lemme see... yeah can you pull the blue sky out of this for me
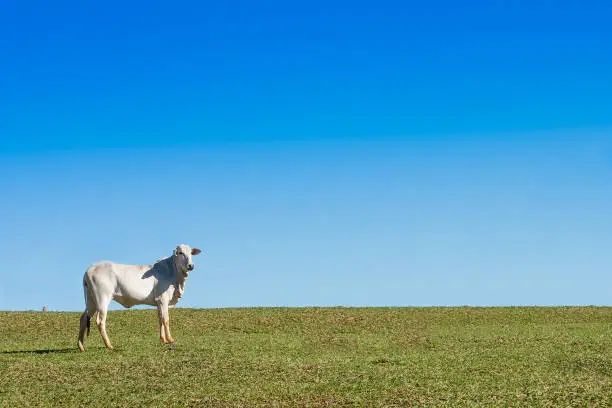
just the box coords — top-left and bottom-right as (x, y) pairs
(1, 1), (611, 310)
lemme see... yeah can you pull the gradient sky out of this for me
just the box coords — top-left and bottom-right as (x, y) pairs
(1, 1), (611, 311)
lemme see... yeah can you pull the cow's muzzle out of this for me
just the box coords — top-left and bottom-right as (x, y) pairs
(182, 264), (194, 277)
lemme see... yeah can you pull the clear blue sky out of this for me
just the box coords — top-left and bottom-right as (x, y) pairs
(1, 1), (611, 311)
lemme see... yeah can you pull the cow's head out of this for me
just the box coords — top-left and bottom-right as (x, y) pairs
(173, 244), (202, 278)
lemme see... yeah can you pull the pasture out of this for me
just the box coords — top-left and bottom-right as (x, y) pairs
(1, 307), (611, 407)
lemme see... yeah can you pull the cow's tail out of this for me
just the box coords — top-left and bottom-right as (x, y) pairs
(83, 275), (91, 336)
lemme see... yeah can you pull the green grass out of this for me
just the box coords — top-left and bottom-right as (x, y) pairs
(1, 307), (611, 407)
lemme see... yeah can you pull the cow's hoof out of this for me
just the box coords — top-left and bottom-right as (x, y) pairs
(77, 342), (85, 352)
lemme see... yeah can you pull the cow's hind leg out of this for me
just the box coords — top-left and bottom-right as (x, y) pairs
(96, 298), (114, 350)
(78, 283), (97, 351)
(77, 311), (89, 351)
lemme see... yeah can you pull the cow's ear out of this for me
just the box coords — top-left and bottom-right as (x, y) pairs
(191, 248), (202, 256)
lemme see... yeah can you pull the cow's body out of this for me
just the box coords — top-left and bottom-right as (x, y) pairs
(86, 259), (182, 308)
(77, 244), (201, 351)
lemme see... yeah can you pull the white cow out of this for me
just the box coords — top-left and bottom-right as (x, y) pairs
(77, 244), (202, 351)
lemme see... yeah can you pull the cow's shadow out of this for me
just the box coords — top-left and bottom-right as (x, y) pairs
(0, 348), (78, 355)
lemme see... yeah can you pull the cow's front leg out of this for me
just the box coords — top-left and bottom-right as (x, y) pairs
(156, 303), (167, 344)
(157, 300), (175, 344)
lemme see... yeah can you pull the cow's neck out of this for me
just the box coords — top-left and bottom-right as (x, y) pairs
(170, 256), (187, 297)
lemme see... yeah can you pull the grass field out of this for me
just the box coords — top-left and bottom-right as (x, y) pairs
(1, 307), (611, 407)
